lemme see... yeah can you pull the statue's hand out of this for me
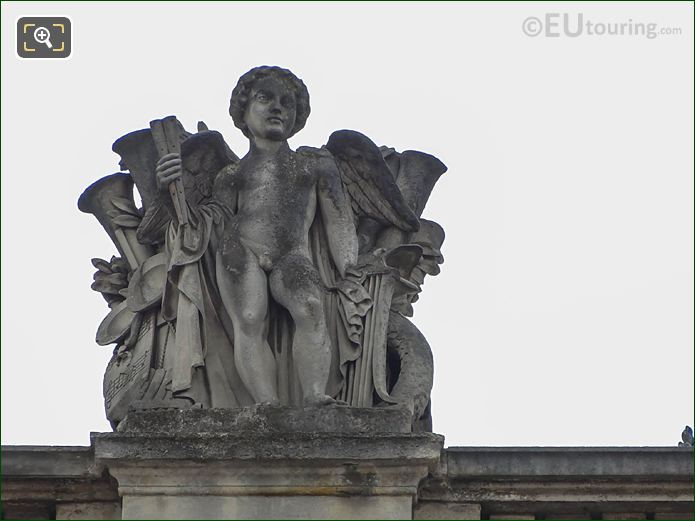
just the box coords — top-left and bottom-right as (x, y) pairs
(155, 152), (182, 193)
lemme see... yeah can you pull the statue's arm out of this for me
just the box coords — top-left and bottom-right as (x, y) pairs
(136, 153), (188, 244)
(212, 162), (240, 215)
(316, 156), (358, 278)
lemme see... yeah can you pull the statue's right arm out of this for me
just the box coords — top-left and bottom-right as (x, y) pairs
(154, 152), (182, 214)
(135, 153), (181, 244)
(212, 162), (240, 215)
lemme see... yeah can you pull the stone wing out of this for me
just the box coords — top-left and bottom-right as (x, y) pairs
(325, 130), (419, 233)
(180, 128), (239, 207)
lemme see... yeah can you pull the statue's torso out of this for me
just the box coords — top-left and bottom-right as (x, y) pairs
(228, 150), (317, 264)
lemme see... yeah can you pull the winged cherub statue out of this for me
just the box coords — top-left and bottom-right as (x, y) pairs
(80, 66), (447, 431)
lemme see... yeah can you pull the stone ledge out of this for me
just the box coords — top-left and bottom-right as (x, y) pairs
(421, 448), (694, 519)
(93, 431), (444, 467)
(3, 446), (99, 478)
(443, 446), (694, 479)
(1, 479), (119, 504)
(419, 479), (694, 503)
(117, 405), (412, 434)
(5, 443), (692, 520)
(1, 446), (119, 505)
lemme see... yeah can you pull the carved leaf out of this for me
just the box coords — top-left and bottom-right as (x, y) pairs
(91, 258), (113, 273)
(91, 279), (124, 295)
(112, 214), (141, 228)
(106, 209), (120, 219)
(110, 256), (129, 273)
(111, 196), (138, 216)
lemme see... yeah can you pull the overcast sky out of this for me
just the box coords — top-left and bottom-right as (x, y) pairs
(2, 1), (693, 447)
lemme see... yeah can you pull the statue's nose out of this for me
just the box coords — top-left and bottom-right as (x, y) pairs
(269, 98), (282, 113)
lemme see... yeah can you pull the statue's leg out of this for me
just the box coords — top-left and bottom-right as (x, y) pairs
(268, 254), (333, 405)
(215, 244), (278, 405)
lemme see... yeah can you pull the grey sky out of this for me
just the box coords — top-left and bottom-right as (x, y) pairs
(1, 1), (693, 447)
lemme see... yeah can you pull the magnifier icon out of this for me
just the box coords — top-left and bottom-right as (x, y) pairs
(33, 26), (53, 49)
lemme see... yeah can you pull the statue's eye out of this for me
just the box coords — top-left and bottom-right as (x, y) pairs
(256, 92), (270, 102)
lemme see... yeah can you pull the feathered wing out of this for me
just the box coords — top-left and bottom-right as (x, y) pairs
(180, 128), (239, 206)
(112, 123), (239, 244)
(325, 130), (419, 233)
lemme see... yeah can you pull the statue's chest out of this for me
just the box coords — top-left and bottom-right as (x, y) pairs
(241, 157), (315, 194)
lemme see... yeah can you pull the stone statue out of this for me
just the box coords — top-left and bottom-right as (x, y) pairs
(79, 66), (447, 431)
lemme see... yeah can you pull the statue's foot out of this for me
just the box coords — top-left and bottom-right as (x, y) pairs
(303, 393), (346, 406)
(257, 399), (281, 406)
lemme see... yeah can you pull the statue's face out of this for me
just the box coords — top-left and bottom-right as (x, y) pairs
(244, 77), (297, 141)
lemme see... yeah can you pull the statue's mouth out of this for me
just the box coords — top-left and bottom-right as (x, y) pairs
(267, 117), (284, 124)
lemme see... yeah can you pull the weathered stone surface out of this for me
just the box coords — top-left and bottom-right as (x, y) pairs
(56, 502), (121, 520)
(94, 430), (444, 464)
(490, 514), (536, 519)
(1, 502), (53, 520)
(3, 446), (99, 477)
(108, 460), (432, 496)
(654, 513), (695, 520)
(413, 501), (481, 519)
(1, 446), (118, 507)
(443, 447), (694, 478)
(122, 494), (411, 520)
(420, 446), (694, 520)
(4, 444), (693, 520)
(95, 424), (443, 520)
(118, 405), (412, 435)
(601, 515), (647, 520)
(1, 478), (119, 504)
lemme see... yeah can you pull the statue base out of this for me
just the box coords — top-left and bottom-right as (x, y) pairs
(93, 406), (444, 520)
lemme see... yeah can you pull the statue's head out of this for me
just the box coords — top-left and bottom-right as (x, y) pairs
(230, 66), (310, 141)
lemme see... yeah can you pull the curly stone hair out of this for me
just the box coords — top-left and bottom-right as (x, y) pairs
(229, 66), (311, 139)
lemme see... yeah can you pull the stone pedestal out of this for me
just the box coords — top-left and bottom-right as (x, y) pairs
(93, 406), (444, 520)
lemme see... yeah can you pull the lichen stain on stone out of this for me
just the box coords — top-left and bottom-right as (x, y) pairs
(341, 463), (378, 489)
